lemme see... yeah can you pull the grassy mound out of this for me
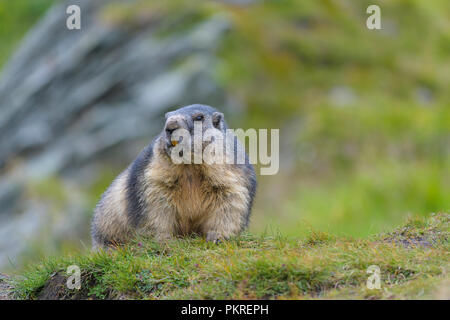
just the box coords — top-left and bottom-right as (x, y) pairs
(10, 213), (449, 300)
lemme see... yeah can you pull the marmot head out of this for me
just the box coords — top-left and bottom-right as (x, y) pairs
(162, 104), (228, 159)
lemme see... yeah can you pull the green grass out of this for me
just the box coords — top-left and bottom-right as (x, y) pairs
(258, 159), (449, 237)
(219, 0), (450, 237)
(250, 103), (449, 237)
(10, 213), (449, 300)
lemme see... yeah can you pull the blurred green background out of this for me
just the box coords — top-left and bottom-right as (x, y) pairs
(0, 0), (448, 269)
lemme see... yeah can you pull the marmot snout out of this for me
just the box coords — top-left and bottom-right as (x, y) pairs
(91, 104), (257, 249)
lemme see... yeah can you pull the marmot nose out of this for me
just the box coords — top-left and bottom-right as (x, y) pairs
(165, 119), (181, 135)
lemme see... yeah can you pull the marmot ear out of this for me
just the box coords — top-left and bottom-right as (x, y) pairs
(212, 112), (224, 129)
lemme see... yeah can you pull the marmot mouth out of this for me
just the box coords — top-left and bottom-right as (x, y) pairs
(167, 136), (183, 148)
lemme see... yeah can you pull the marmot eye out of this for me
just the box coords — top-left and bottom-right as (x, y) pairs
(194, 115), (204, 121)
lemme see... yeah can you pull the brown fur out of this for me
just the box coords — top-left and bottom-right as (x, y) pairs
(92, 137), (252, 249)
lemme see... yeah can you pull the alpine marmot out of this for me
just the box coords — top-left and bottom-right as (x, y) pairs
(91, 104), (257, 249)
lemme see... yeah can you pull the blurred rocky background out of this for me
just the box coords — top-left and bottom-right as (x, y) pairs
(0, 0), (449, 271)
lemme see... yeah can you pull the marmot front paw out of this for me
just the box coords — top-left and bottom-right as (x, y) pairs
(206, 231), (223, 244)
